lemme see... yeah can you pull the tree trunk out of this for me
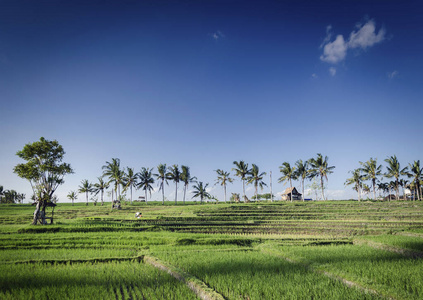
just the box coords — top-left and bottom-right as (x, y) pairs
(242, 179), (245, 201)
(86, 191), (88, 206)
(255, 184), (258, 202)
(101, 190), (104, 206)
(183, 185), (186, 205)
(358, 185), (361, 202)
(145, 189), (148, 205)
(130, 186), (133, 205)
(224, 184), (227, 203)
(175, 182), (178, 205)
(32, 201), (41, 225)
(270, 171), (273, 202)
(396, 179), (399, 200)
(290, 179), (293, 202)
(162, 182), (165, 205)
(320, 176), (325, 201)
(373, 179), (376, 201)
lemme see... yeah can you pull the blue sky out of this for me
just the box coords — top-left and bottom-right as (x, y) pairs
(1, 0), (422, 202)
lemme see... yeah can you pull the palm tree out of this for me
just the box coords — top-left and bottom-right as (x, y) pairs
(102, 158), (124, 202)
(93, 177), (109, 206)
(399, 179), (409, 200)
(78, 179), (93, 206)
(156, 163), (168, 205)
(123, 167), (138, 204)
(215, 169), (234, 203)
(377, 182), (389, 199)
(309, 154), (335, 201)
(191, 182), (211, 204)
(295, 160), (310, 201)
(232, 161), (250, 201)
(67, 191), (78, 206)
(180, 165), (197, 204)
(384, 155), (408, 200)
(407, 160), (423, 201)
(278, 162), (297, 202)
(167, 165), (181, 204)
(345, 169), (364, 201)
(137, 167), (155, 204)
(360, 158), (382, 201)
(246, 164), (267, 201)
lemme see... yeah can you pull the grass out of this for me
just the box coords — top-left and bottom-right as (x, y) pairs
(0, 200), (422, 299)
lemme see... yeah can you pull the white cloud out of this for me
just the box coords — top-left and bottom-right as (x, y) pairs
(320, 19), (386, 65)
(348, 20), (385, 49)
(212, 31), (225, 40)
(388, 70), (398, 79)
(329, 67), (336, 76)
(311, 73), (318, 79)
(320, 35), (348, 64)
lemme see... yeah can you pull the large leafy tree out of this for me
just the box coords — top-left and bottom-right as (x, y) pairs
(407, 160), (422, 201)
(345, 169), (364, 201)
(359, 158), (382, 201)
(156, 163), (168, 205)
(137, 167), (155, 204)
(14, 137), (73, 225)
(78, 179), (93, 206)
(384, 155), (408, 200)
(278, 162), (297, 202)
(67, 191), (78, 206)
(180, 165), (196, 204)
(191, 182), (211, 204)
(215, 169), (233, 203)
(232, 161), (251, 202)
(102, 158), (124, 202)
(246, 164), (267, 201)
(309, 153), (335, 201)
(93, 177), (109, 206)
(294, 159), (310, 201)
(123, 167), (138, 204)
(167, 165), (181, 204)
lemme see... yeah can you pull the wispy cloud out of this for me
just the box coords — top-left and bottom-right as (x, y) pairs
(211, 30), (225, 41)
(320, 19), (386, 65)
(388, 70), (398, 79)
(311, 73), (318, 79)
(329, 67), (336, 76)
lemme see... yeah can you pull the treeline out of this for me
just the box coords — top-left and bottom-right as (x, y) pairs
(0, 185), (25, 204)
(345, 156), (422, 201)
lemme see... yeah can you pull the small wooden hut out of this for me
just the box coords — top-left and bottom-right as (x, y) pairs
(281, 187), (302, 201)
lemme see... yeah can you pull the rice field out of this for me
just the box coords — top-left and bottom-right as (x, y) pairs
(0, 200), (422, 299)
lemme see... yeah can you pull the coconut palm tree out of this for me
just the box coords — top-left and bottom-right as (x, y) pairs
(309, 154), (335, 201)
(67, 191), (78, 206)
(93, 177), (109, 206)
(167, 165), (181, 204)
(180, 165), (197, 204)
(294, 160), (310, 201)
(215, 169), (234, 203)
(123, 167), (138, 204)
(360, 158), (382, 201)
(377, 182), (389, 199)
(102, 158), (124, 202)
(78, 179), (93, 206)
(384, 155), (408, 200)
(137, 167), (155, 204)
(232, 161), (250, 201)
(278, 162), (297, 202)
(399, 179), (409, 200)
(345, 169), (364, 201)
(191, 182), (211, 204)
(246, 164), (267, 201)
(407, 160), (423, 201)
(156, 163), (168, 205)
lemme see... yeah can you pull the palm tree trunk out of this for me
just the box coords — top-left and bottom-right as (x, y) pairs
(373, 180), (376, 201)
(101, 190), (104, 206)
(224, 184), (227, 203)
(289, 179), (293, 202)
(255, 184), (258, 202)
(396, 180), (399, 200)
(86, 191), (88, 206)
(130, 186), (133, 205)
(162, 181), (165, 205)
(242, 179), (245, 201)
(145, 189), (148, 205)
(320, 176), (325, 201)
(175, 182), (178, 205)
(270, 171), (273, 202)
(358, 185), (361, 202)
(183, 185), (186, 205)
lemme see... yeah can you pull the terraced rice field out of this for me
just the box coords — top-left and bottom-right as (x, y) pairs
(1, 200), (422, 299)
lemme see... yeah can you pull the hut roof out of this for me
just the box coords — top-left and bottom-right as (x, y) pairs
(282, 187), (301, 195)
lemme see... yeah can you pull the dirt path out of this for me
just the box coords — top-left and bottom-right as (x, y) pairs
(259, 246), (394, 300)
(144, 255), (225, 300)
(353, 239), (423, 259)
